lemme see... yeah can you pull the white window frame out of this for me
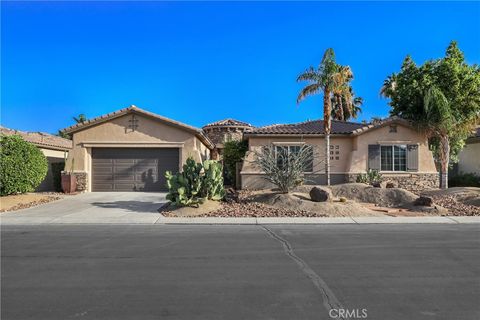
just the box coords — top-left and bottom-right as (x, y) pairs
(380, 144), (407, 172)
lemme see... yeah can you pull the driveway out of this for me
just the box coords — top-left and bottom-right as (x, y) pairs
(1, 224), (479, 320)
(0, 192), (166, 224)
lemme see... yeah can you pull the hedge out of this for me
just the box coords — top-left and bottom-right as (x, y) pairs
(0, 135), (48, 196)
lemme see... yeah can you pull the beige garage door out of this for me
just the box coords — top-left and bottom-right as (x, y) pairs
(92, 148), (179, 192)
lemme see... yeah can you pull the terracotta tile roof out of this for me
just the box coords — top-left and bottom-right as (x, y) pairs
(248, 119), (366, 135)
(246, 116), (415, 136)
(0, 126), (72, 151)
(61, 105), (214, 149)
(203, 118), (254, 129)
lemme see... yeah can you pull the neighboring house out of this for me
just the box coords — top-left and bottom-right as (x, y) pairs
(241, 117), (439, 193)
(61, 105), (213, 192)
(202, 119), (254, 159)
(456, 127), (480, 176)
(0, 126), (72, 191)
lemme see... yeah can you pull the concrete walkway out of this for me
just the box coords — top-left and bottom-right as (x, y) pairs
(1, 193), (479, 225)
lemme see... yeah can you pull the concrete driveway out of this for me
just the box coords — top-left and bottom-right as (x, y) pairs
(0, 192), (166, 225)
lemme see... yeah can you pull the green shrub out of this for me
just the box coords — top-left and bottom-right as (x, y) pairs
(222, 140), (248, 187)
(449, 173), (480, 187)
(51, 162), (65, 192)
(356, 169), (383, 185)
(165, 157), (225, 207)
(0, 135), (48, 195)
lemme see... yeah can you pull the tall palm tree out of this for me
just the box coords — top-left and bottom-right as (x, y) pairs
(297, 48), (338, 185)
(331, 85), (363, 121)
(380, 74), (397, 97)
(73, 114), (87, 124)
(331, 65), (353, 121)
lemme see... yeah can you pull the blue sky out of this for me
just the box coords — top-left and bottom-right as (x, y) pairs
(2, 1), (479, 134)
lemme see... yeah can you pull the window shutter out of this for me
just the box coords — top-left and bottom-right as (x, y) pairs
(407, 144), (419, 171)
(368, 145), (380, 170)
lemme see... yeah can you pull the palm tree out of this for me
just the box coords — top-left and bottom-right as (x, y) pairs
(297, 48), (338, 185)
(422, 86), (454, 189)
(330, 65), (353, 121)
(380, 74), (397, 97)
(332, 86), (363, 121)
(73, 114), (87, 124)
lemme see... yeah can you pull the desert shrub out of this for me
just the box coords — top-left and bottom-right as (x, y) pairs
(51, 162), (65, 192)
(222, 140), (248, 187)
(448, 173), (480, 187)
(0, 135), (48, 195)
(165, 157), (225, 207)
(356, 169), (383, 185)
(253, 144), (316, 193)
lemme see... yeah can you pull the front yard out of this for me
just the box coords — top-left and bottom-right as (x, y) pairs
(161, 184), (480, 218)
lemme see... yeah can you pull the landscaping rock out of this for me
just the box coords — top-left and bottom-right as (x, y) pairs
(309, 186), (332, 202)
(372, 182), (382, 188)
(330, 183), (417, 208)
(386, 181), (397, 189)
(414, 196), (434, 207)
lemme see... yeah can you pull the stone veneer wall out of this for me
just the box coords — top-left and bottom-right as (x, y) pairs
(347, 173), (439, 194)
(202, 128), (245, 147)
(61, 171), (88, 192)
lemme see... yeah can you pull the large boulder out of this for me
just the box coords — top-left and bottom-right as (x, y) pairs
(309, 186), (333, 202)
(414, 196), (434, 207)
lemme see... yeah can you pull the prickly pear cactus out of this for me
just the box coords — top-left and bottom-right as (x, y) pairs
(165, 157), (225, 207)
(202, 160), (226, 201)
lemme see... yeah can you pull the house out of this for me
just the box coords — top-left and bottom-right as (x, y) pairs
(61, 105), (213, 192)
(202, 119), (254, 159)
(240, 117), (439, 193)
(456, 127), (480, 176)
(0, 126), (72, 191)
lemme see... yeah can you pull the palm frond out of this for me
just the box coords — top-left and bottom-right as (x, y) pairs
(296, 83), (322, 104)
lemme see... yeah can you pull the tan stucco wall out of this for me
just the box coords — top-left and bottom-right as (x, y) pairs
(242, 136), (352, 174)
(65, 113), (210, 191)
(348, 124), (437, 173)
(458, 141), (480, 175)
(40, 148), (67, 159)
(240, 124), (437, 189)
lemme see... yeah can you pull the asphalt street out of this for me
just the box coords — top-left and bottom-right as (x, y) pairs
(1, 224), (479, 320)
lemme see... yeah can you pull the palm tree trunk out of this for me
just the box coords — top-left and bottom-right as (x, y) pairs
(439, 135), (450, 189)
(337, 94), (344, 121)
(324, 90), (331, 186)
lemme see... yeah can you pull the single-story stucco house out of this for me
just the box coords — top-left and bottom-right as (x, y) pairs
(61, 105), (213, 192)
(455, 127), (480, 176)
(60, 105), (440, 193)
(240, 117), (440, 193)
(0, 126), (72, 191)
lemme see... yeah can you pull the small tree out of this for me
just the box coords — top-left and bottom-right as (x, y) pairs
(381, 41), (480, 188)
(0, 135), (48, 195)
(253, 144), (318, 193)
(222, 140), (248, 187)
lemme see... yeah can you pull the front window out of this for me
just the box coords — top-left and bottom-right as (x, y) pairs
(380, 145), (406, 171)
(275, 145), (313, 172)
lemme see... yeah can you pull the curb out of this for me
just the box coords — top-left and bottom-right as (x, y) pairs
(155, 216), (480, 225)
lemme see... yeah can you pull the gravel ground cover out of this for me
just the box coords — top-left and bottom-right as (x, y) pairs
(0, 193), (63, 213)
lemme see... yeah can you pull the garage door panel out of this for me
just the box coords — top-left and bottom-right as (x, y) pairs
(92, 148), (179, 192)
